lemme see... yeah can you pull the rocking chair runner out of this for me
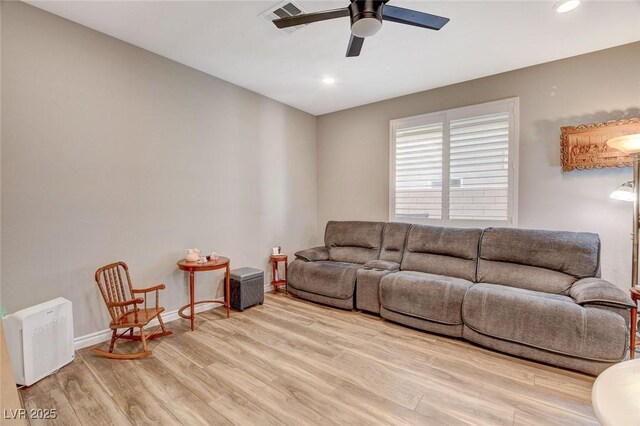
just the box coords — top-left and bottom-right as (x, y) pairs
(93, 262), (172, 359)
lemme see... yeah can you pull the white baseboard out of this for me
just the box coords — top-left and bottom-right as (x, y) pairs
(73, 285), (280, 350)
(73, 284), (280, 351)
(73, 302), (217, 350)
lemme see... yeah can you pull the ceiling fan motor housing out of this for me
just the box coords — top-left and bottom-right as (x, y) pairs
(349, 0), (385, 38)
(271, 0), (449, 57)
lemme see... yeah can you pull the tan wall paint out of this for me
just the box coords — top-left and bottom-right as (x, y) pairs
(318, 42), (640, 289)
(0, 2), (318, 337)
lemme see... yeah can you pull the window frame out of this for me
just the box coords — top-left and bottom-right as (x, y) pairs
(389, 97), (519, 227)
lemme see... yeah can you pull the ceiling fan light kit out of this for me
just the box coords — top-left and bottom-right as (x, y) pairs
(272, 0), (450, 57)
(351, 16), (382, 38)
(349, 0), (383, 38)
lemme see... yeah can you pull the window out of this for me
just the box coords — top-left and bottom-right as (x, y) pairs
(390, 98), (518, 227)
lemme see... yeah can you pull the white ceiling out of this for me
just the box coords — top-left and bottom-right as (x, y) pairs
(27, 0), (640, 116)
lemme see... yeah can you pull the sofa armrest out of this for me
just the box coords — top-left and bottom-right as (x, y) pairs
(362, 260), (400, 271)
(294, 246), (329, 262)
(570, 277), (635, 309)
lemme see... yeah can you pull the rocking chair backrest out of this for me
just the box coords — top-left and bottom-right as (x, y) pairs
(95, 262), (135, 323)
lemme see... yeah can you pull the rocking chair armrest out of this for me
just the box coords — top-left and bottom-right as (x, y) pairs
(132, 284), (166, 293)
(107, 298), (143, 308)
(132, 284), (165, 309)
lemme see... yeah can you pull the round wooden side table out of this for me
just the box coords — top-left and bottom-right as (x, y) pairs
(177, 256), (230, 331)
(270, 254), (288, 293)
(630, 287), (639, 359)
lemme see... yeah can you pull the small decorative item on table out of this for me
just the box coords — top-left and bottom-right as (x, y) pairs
(186, 248), (200, 262)
(270, 252), (288, 293)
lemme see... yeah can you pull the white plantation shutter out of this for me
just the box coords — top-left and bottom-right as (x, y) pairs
(449, 112), (510, 221)
(390, 98), (518, 226)
(394, 122), (443, 219)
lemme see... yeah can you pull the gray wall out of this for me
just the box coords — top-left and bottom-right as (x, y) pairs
(1, 2), (318, 337)
(318, 41), (640, 289)
(2, 1), (639, 341)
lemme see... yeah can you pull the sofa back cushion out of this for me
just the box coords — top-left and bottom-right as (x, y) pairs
(324, 221), (385, 264)
(379, 223), (411, 263)
(400, 225), (482, 282)
(478, 227), (601, 294)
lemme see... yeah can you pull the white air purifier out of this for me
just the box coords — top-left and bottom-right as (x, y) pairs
(2, 298), (74, 386)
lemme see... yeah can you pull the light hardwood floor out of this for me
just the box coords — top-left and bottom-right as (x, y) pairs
(21, 293), (599, 425)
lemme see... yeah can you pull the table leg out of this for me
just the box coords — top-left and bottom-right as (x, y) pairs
(272, 260), (277, 293)
(284, 260), (288, 293)
(631, 306), (637, 359)
(225, 264), (230, 318)
(189, 270), (195, 331)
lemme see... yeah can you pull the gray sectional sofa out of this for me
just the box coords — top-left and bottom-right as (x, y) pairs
(288, 221), (635, 375)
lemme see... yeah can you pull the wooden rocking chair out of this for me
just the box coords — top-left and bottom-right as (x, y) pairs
(92, 261), (172, 359)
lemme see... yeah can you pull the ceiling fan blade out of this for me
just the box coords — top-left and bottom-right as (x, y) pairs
(382, 5), (450, 30)
(273, 8), (350, 29)
(346, 34), (365, 57)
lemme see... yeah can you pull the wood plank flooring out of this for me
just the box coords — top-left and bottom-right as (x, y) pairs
(20, 293), (599, 425)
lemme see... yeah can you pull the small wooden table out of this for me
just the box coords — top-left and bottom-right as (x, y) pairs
(177, 257), (230, 331)
(630, 288), (639, 359)
(270, 254), (288, 293)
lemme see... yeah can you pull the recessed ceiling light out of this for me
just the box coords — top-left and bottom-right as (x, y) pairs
(554, 0), (580, 13)
(322, 77), (336, 85)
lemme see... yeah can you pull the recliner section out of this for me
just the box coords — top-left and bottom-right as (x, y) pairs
(379, 224), (481, 337)
(287, 221), (384, 309)
(288, 220), (635, 374)
(462, 284), (627, 362)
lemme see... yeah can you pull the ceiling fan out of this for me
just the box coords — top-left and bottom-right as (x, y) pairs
(272, 0), (450, 57)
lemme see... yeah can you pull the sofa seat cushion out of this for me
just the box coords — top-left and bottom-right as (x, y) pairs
(288, 260), (359, 300)
(462, 283), (627, 362)
(380, 271), (473, 325)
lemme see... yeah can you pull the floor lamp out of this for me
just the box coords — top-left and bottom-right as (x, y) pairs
(607, 133), (640, 290)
